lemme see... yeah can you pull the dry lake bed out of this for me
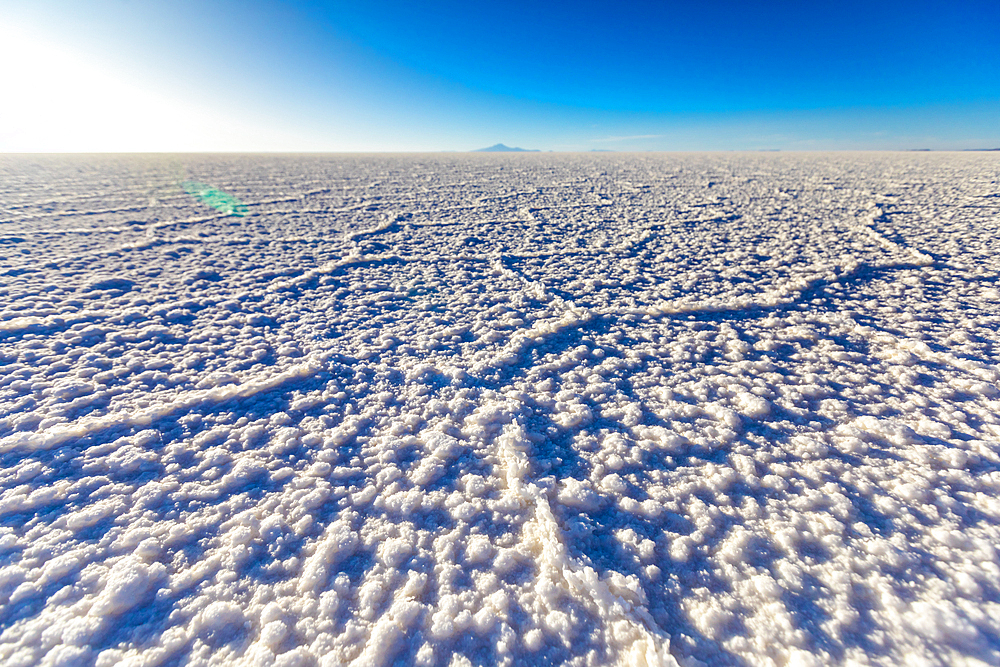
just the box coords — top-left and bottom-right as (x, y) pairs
(1, 152), (999, 667)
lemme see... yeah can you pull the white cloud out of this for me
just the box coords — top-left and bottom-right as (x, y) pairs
(591, 134), (665, 143)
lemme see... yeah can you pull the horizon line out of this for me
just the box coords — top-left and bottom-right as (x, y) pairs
(3, 148), (999, 156)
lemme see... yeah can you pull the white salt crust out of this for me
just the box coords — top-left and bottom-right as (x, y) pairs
(0, 152), (999, 666)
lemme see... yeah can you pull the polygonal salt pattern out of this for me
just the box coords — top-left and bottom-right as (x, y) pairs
(1, 152), (999, 667)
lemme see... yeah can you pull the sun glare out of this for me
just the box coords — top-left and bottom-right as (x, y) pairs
(0, 24), (283, 153)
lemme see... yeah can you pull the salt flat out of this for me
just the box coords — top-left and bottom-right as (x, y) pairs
(1, 152), (999, 667)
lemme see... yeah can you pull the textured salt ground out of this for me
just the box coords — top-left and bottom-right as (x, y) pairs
(0, 152), (999, 667)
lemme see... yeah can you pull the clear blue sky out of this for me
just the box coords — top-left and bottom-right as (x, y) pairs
(2, 0), (998, 151)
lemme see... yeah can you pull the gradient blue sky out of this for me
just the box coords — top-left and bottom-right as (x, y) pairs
(2, 0), (998, 151)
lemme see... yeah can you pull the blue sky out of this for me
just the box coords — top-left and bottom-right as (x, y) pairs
(2, 0), (998, 151)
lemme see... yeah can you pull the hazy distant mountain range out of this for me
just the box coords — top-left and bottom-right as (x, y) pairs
(472, 143), (539, 152)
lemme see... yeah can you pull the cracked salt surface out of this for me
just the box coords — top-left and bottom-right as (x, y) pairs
(1, 152), (999, 667)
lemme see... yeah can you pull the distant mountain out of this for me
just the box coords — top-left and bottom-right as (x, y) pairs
(472, 143), (539, 152)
